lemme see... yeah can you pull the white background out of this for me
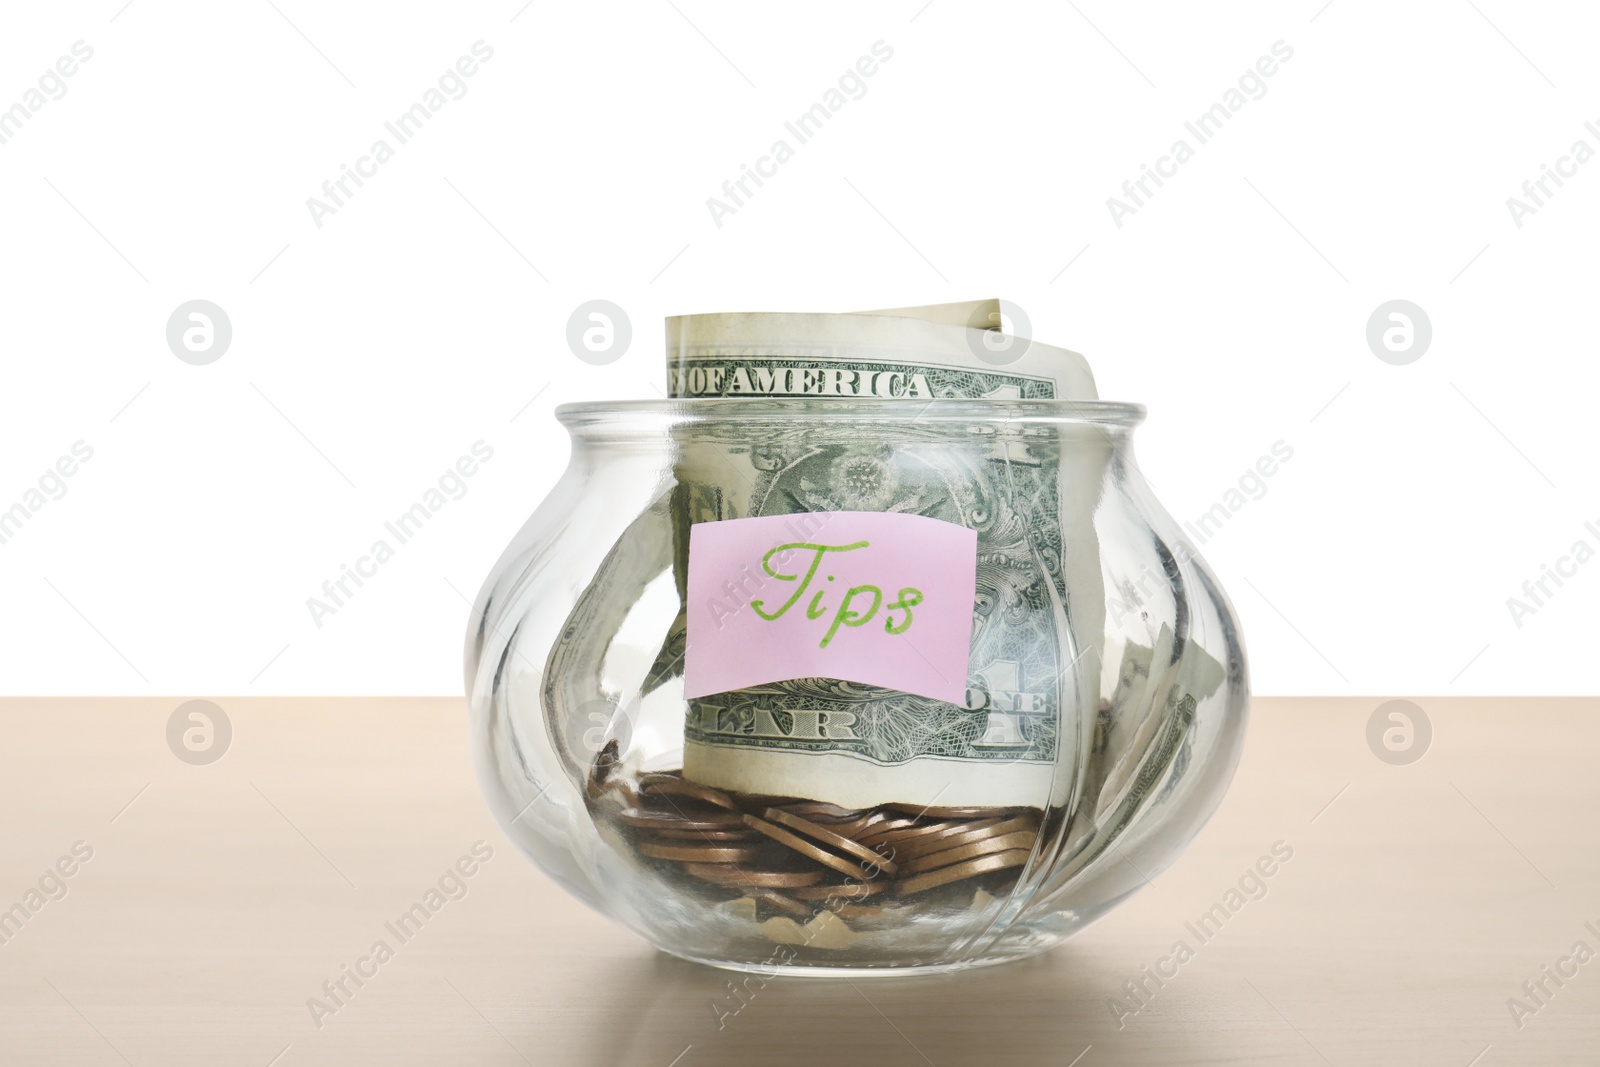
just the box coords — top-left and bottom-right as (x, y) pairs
(1, 0), (1594, 696)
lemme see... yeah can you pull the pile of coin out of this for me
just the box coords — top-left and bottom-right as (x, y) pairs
(591, 756), (1040, 920)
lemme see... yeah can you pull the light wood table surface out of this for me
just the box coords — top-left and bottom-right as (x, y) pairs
(0, 697), (1594, 1065)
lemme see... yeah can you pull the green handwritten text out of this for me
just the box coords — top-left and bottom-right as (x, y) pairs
(748, 541), (924, 648)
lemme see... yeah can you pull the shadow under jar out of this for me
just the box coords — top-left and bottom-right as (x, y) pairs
(465, 398), (1248, 976)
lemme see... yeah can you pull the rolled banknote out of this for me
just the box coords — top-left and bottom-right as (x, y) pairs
(661, 303), (1111, 810)
(665, 303), (1097, 402)
(1018, 628), (1227, 917)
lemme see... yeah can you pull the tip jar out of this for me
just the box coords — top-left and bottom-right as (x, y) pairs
(464, 398), (1248, 975)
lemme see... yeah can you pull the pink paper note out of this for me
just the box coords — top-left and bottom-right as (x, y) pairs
(683, 511), (978, 704)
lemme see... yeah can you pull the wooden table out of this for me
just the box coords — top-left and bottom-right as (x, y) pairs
(1, 697), (1593, 1065)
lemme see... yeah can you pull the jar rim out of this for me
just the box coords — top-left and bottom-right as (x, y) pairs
(555, 397), (1147, 428)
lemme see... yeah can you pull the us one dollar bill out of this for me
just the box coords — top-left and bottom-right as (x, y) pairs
(664, 302), (1098, 402)
(660, 303), (1110, 809)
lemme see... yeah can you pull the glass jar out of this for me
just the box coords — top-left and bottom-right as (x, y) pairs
(465, 399), (1247, 975)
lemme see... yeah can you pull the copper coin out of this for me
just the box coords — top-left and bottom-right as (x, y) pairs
(849, 815), (925, 843)
(855, 819), (958, 847)
(619, 807), (745, 832)
(878, 818), (1002, 858)
(814, 819), (884, 840)
(761, 808), (899, 876)
(859, 816), (951, 838)
(884, 803), (1023, 819)
(638, 841), (766, 863)
(789, 879), (887, 902)
(818, 813), (895, 839)
(891, 816), (1037, 861)
(651, 827), (759, 842)
(773, 800), (865, 823)
(680, 863), (824, 889)
(895, 849), (1033, 896)
(639, 773), (740, 812)
(896, 831), (1038, 875)
(742, 815), (877, 881)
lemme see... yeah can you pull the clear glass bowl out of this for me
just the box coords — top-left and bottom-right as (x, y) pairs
(464, 399), (1248, 975)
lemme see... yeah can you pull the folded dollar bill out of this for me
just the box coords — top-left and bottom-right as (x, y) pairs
(665, 301), (1097, 401)
(661, 302), (1110, 810)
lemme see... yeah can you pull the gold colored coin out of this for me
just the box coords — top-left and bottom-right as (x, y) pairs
(761, 807), (899, 876)
(638, 841), (766, 863)
(895, 849), (1033, 896)
(896, 831), (1038, 875)
(639, 773), (740, 812)
(742, 814), (878, 881)
(681, 863), (824, 888)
